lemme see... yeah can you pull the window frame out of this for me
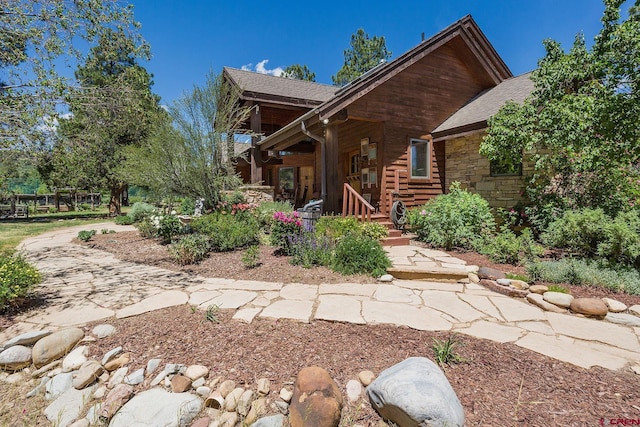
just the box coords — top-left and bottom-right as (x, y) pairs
(409, 137), (431, 180)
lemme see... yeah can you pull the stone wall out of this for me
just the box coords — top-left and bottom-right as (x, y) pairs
(444, 132), (532, 208)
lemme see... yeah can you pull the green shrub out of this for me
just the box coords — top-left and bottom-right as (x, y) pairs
(114, 215), (134, 225)
(331, 233), (391, 277)
(241, 245), (261, 268)
(136, 219), (156, 238)
(180, 198), (196, 215)
(192, 212), (260, 252)
(254, 201), (293, 229)
(77, 230), (96, 242)
(270, 211), (302, 254)
(526, 258), (640, 295)
(315, 216), (360, 241)
(360, 222), (389, 241)
(407, 182), (495, 251)
(169, 234), (211, 265)
(547, 284), (570, 293)
(77, 203), (92, 211)
(541, 208), (609, 257)
(151, 214), (184, 244)
(0, 253), (42, 310)
(288, 232), (334, 268)
(127, 202), (157, 222)
(481, 227), (543, 265)
(432, 335), (465, 367)
(597, 209), (640, 267)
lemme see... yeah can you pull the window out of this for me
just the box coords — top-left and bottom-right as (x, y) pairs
(410, 138), (430, 179)
(490, 160), (522, 177)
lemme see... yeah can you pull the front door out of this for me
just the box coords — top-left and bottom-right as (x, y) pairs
(299, 166), (314, 203)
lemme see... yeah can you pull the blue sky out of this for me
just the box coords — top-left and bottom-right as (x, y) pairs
(129, 0), (623, 106)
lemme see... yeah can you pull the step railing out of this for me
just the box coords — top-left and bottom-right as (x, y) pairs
(342, 183), (375, 221)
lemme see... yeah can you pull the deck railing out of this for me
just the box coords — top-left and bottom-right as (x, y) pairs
(342, 183), (375, 221)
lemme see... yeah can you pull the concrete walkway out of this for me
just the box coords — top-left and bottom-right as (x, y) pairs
(5, 223), (640, 372)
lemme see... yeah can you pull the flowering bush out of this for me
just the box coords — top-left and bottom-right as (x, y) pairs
(0, 253), (42, 310)
(270, 211), (302, 254)
(217, 201), (256, 218)
(288, 233), (333, 268)
(137, 211), (184, 244)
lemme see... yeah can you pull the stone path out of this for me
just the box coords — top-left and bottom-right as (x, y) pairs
(7, 223), (640, 372)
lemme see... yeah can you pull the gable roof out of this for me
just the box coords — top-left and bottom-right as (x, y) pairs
(223, 67), (337, 108)
(258, 15), (513, 151)
(432, 72), (534, 139)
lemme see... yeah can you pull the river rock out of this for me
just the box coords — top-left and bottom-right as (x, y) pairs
(100, 383), (134, 420)
(257, 378), (270, 395)
(358, 370), (376, 386)
(346, 379), (363, 402)
(171, 374), (192, 392)
(109, 388), (202, 427)
(245, 397), (268, 425)
(570, 298), (608, 318)
(219, 411), (238, 427)
(73, 360), (104, 389)
(91, 324), (116, 339)
(185, 364), (208, 381)
(279, 387), (293, 402)
(62, 346), (88, 372)
(237, 389), (255, 416)
(496, 278), (511, 287)
(108, 366), (128, 388)
(527, 293), (565, 313)
(44, 385), (94, 427)
(529, 284), (548, 294)
(629, 305), (640, 316)
(218, 379), (236, 397)
(0, 345), (32, 371)
(104, 352), (130, 371)
(225, 387), (245, 411)
(123, 368), (145, 386)
(602, 298), (627, 313)
(604, 312), (640, 327)
(366, 357), (464, 427)
(146, 358), (162, 375)
(477, 267), (505, 281)
(253, 414), (285, 427)
(290, 366), (343, 427)
(468, 272), (480, 283)
(378, 274), (394, 283)
(190, 418), (210, 427)
(479, 279), (528, 298)
(509, 279), (530, 290)
(2, 330), (51, 350)
(32, 328), (84, 368)
(45, 372), (74, 400)
(101, 346), (123, 366)
(543, 291), (574, 308)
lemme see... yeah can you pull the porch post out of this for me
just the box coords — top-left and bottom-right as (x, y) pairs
(250, 102), (263, 184)
(325, 124), (340, 213)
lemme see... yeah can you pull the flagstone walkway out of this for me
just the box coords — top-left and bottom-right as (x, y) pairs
(5, 223), (640, 372)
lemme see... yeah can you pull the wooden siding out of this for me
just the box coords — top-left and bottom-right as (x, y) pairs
(343, 44), (490, 209)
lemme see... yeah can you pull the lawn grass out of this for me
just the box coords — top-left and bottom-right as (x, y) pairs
(0, 217), (112, 254)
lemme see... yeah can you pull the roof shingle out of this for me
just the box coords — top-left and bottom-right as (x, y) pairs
(432, 72), (534, 136)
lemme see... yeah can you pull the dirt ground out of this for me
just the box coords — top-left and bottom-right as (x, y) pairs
(2, 230), (640, 426)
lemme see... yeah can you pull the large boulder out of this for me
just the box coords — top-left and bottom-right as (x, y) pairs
(32, 328), (84, 368)
(366, 357), (464, 427)
(570, 298), (608, 318)
(0, 345), (32, 371)
(108, 388), (202, 427)
(289, 366), (343, 427)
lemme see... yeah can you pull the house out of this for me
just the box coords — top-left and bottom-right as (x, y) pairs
(226, 15), (534, 215)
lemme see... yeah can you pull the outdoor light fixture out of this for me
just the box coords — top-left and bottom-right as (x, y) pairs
(322, 118), (329, 125)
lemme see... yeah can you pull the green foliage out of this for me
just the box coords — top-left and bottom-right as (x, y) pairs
(314, 216), (360, 240)
(547, 284), (570, 294)
(0, 253), (42, 310)
(124, 71), (252, 209)
(254, 201), (293, 229)
(331, 233), (391, 277)
(481, 1), (640, 219)
(77, 230), (97, 242)
(505, 272), (530, 282)
(408, 183), (496, 251)
(283, 64), (316, 81)
(431, 335), (465, 367)
(100, 229), (115, 234)
(169, 234), (211, 265)
(192, 212), (259, 252)
(482, 227), (544, 265)
(288, 233), (334, 268)
(360, 222), (389, 241)
(152, 214), (184, 244)
(180, 198), (196, 215)
(332, 28), (392, 86)
(269, 211), (303, 254)
(114, 215), (134, 225)
(241, 245), (261, 269)
(527, 258), (640, 295)
(205, 304), (220, 323)
(127, 202), (157, 223)
(541, 208), (609, 257)
(597, 209), (640, 267)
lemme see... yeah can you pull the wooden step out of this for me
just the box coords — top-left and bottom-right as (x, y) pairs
(382, 235), (411, 246)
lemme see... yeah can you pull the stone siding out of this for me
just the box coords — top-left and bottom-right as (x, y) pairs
(444, 132), (532, 208)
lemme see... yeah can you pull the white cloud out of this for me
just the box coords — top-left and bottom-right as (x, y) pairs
(241, 59), (284, 77)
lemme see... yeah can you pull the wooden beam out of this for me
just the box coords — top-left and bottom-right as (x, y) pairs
(250, 102), (262, 184)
